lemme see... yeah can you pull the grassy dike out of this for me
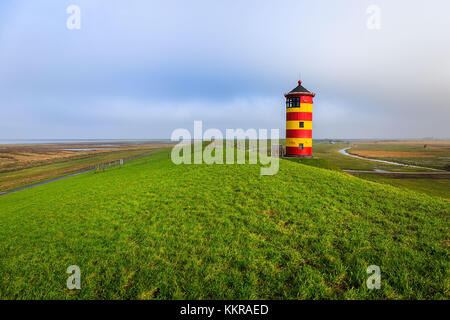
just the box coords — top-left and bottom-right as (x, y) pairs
(0, 147), (164, 192)
(0, 148), (448, 299)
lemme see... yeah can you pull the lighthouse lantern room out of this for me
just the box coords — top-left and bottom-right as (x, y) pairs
(284, 80), (315, 157)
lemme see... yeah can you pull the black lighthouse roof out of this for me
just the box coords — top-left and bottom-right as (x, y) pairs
(285, 80), (315, 97)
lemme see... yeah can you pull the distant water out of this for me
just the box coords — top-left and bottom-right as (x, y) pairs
(0, 139), (171, 145)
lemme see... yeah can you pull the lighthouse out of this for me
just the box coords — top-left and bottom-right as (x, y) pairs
(284, 80), (315, 157)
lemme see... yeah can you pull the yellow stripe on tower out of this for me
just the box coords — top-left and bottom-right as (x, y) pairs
(286, 120), (312, 130)
(286, 138), (312, 148)
(286, 103), (313, 113)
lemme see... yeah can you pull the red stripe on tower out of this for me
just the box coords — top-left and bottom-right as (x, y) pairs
(300, 96), (313, 103)
(286, 129), (312, 138)
(286, 112), (313, 121)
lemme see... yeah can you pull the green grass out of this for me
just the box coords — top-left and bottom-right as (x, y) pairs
(0, 148), (161, 192)
(284, 157), (341, 171)
(309, 143), (435, 172)
(349, 142), (450, 171)
(307, 142), (449, 201)
(0, 148), (448, 299)
(356, 175), (450, 201)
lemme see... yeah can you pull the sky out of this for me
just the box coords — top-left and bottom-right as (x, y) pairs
(0, 0), (449, 139)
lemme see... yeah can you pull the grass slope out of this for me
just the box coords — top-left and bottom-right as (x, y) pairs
(0, 149), (448, 299)
(356, 175), (450, 201)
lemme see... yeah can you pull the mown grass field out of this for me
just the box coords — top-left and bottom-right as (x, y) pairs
(0, 147), (448, 299)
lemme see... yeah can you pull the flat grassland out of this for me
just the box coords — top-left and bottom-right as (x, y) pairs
(302, 141), (450, 200)
(310, 143), (436, 172)
(349, 141), (450, 171)
(0, 142), (174, 192)
(0, 148), (448, 299)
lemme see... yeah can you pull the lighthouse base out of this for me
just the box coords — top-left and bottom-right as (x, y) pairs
(284, 146), (313, 157)
(283, 154), (313, 158)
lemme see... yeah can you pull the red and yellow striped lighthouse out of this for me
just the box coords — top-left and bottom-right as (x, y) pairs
(284, 80), (315, 157)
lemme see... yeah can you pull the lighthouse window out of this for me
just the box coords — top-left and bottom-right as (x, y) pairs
(286, 98), (300, 108)
(299, 143), (304, 150)
(299, 122), (304, 128)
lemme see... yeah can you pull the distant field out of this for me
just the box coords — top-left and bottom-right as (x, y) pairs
(0, 148), (448, 299)
(289, 141), (449, 200)
(349, 141), (450, 171)
(0, 142), (174, 192)
(303, 143), (434, 172)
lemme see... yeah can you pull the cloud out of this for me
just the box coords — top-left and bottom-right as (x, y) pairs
(0, 0), (449, 139)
